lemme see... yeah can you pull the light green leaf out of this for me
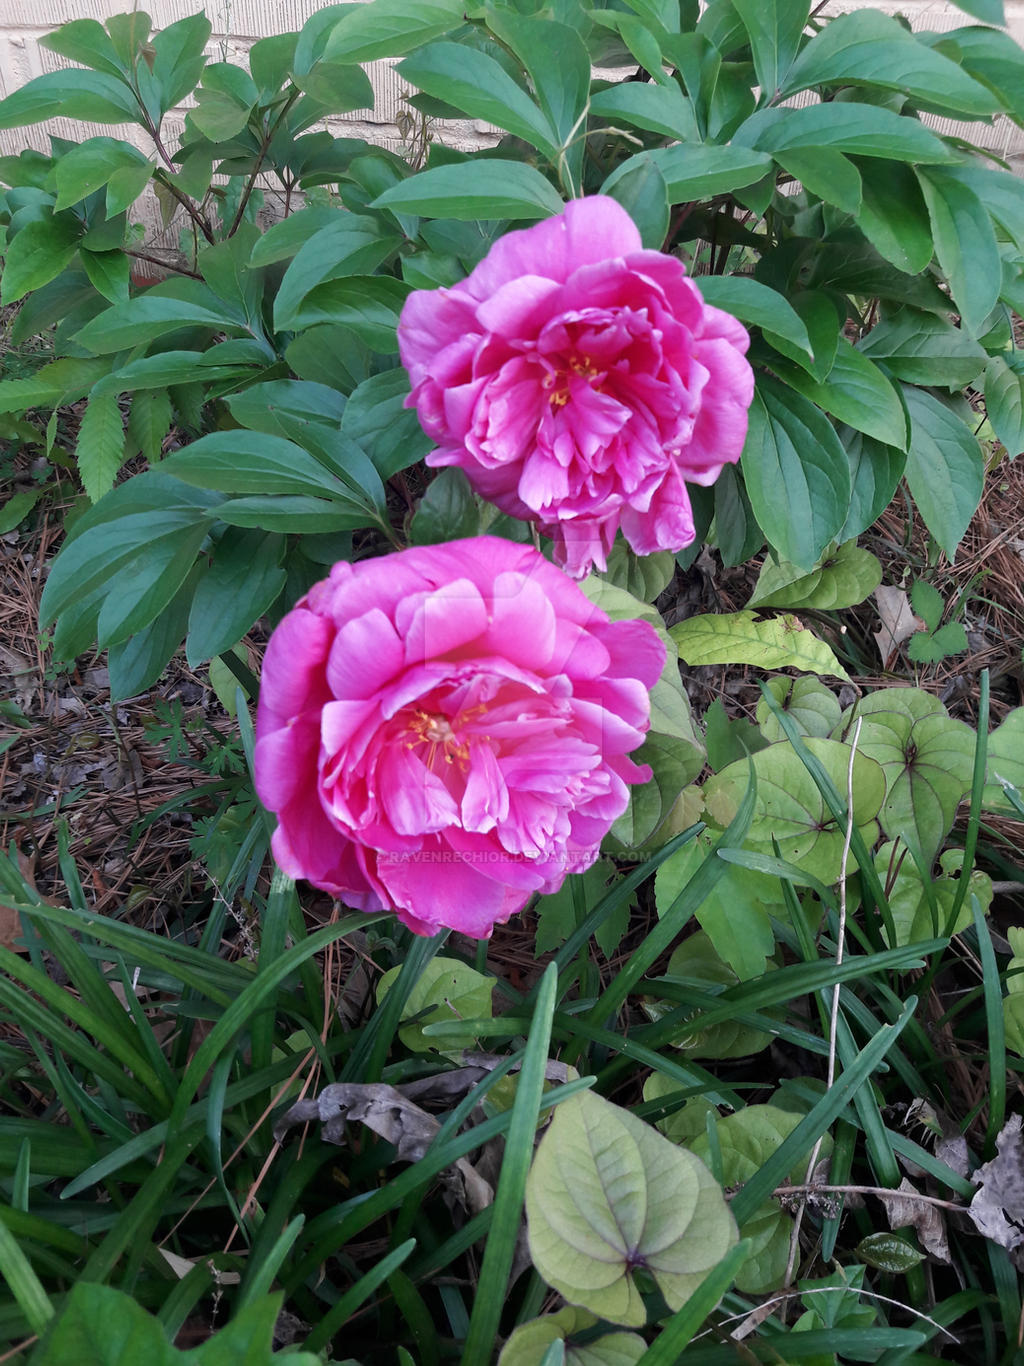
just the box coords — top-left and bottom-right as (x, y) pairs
(525, 1090), (737, 1327)
(773, 338), (908, 449)
(984, 354), (1024, 458)
(642, 1074), (719, 1145)
(916, 167), (1001, 337)
(189, 62), (258, 141)
(774, 147), (862, 216)
(272, 217), (400, 330)
(780, 10), (999, 115)
(1, 216), (82, 304)
(901, 387), (984, 561)
(835, 689), (975, 866)
(151, 11), (212, 111)
(690, 1106), (830, 1294)
(1003, 927), (1024, 1057)
(376, 957), (493, 1053)
(874, 842), (991, 945)
(76, 392), (125, 504)
(748, 540), (882, 611)
(590, 81), (697, 142)
(657, 838), (778, 982)
(702, 739), (884, 882)
(499, 1307), (645, 1366)
(80, 248), (131, 304)
(53, 137), (149, 212)
(671, 610), (850, 680)
(372, 160), (563, 221)
(757, 676), (841, 744)
(740, 382), (851, 572)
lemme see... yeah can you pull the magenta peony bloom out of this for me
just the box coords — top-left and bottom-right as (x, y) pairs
(398, 196), (754, 577)
(253, 537), (664, 938)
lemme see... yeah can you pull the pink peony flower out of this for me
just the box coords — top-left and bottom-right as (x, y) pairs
(398, 196), (754, 577)
(254, 537), (664, 938)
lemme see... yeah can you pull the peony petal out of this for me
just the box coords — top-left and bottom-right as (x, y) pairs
(398, 578), (489, 665)
(326, 607), (405, 700)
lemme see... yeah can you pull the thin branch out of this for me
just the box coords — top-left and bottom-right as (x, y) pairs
(126, 248), (202, 281)
(773, 1182), (965, 1212)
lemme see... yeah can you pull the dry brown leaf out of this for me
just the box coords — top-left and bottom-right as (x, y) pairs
(872, 585), (924, 668)
(969, 1115), (1024, 1252)
(878, 1177), (951, 1263)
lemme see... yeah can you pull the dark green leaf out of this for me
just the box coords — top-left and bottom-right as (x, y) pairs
(607, 143), (772, 202)
(151, 11), (212, 112)
(601, 154), (669, 250)
(159, 430), (355, 500)
(323, 0), (464, 64)
(74, 296), (238, 352)
(773, 338), (908, 448)
(225, 379), (347, 439)
(371, 160), (563, 221)
(272, 217), (400, 330)
(589, 81), (698, 142)
(916, 166), (1001, 337)
(488, 15), (590, 153)
(858, 309), (987, 389)
(735, 100), (954, 163)
(216, 495), (372, 532)
(775, 147), (862, 216)
(293, 58), (375, 114)
(984, 353), (1024, 457)
(0, 70), (141, 129)
(186, 529), (286, 665)
(1, 216), (82, 304)
(80, 248), (130, 304)
(108, 569), (198, 700)
(838, 427), (906, 541)
(854, 159), (933, 276)
(697, 275), (812, 360)
(714, 464), (763, 566)
(126, 388), (173, 463)
(410, 468), (479, 545)
(342, 369), (433, 479)
(763, 290), (841, 381)
(731, 0), (809, 98)
(398, 43), (559, 158)
(40, 18), (126, 78)
(780, 10), (999, 115)
(281, 274), (408, 352)
(902, 386), (984, 558)
(741, 380), (851, 570)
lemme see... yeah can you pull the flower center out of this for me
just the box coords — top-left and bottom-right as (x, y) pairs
(542, 354), (601, 408)
(403, 704), (489, 771)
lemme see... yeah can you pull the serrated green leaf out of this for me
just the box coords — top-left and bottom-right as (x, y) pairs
(909, 579), (944, 632)
(76, 392), (125, 503)
(126, 388), (172, 464)
(671, 611), (850, 681)
(748, 540), (882, 611)
(525, 1090), (737, 1327)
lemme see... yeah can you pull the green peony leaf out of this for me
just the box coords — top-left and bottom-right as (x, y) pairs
(703, 739), (885, 882)
(835, 689), (975, 866)
(748, 540), (882, 611)
(498, 1307), (646, 1366)
(901, 387), (984, 560)
(671, 610), (850, 681)
(376, 957), (493, 1054)
(984, 354), (1024, 458)
(756, 677), (841, 744)
(525, 1090), (738, 1327)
